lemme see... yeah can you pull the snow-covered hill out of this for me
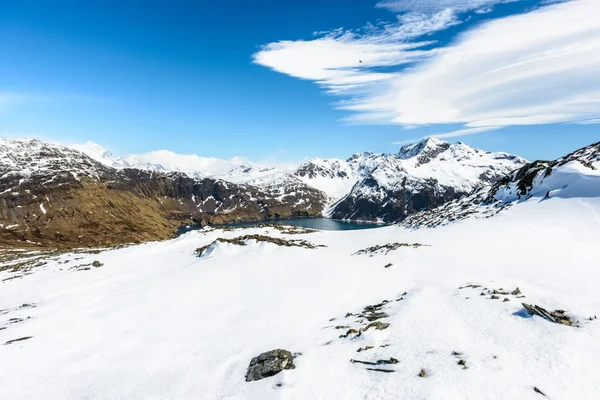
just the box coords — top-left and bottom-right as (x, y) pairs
(402, 141), (600, 229)
(1, 190), (599, 399)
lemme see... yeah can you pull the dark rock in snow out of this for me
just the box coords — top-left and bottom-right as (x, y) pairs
(522, 303), (573, 326)
(245, 349), (295, 382)
(533, 386), (547, 397)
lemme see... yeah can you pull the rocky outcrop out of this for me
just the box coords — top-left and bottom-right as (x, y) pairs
(522, 303), (573, 326)
(245, 349), (295, 382)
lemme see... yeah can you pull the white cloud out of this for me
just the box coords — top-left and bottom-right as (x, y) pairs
(376, 0), (517, 14)
(253, 10), (460, 94)
(574, 118), (600, 125)
(393, 126), (502, 144)
(131, 150), (250, 177)
(256, 0), (600, 130)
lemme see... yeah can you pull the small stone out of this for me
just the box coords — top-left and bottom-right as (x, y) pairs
(511, 287), (521, 296)
(451, 351), (462, 356)
(357, 346), (374, 353)
(364, 321), (390, 331)
(457, 359), (467, 369)
(503, 298), (510, 302)
(491, 295), (500, 300)
(92, 260), (103, 268)
(340, 328), (359, 338)
(5, 336), (33, 345)
(345, 312), (353, 318)
(384, 263), (392, 268)
(418, 369), (427, 377)
(533, 386), (547, 397)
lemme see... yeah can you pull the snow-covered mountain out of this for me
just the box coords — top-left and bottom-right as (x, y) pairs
(221, 138), (526, 222)
(330, 137), (527, 222)
(402, 140), (600, 229)
(71, 141), (167, 172)
(68, 138), (526, 224)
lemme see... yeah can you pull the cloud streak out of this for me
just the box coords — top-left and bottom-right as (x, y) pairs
(376, 0), (517, 14)
(255, 0), (600, 132)
(393, 126), (502, 144)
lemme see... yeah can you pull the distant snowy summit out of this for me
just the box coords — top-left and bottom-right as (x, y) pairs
(71, 141), (167, 173)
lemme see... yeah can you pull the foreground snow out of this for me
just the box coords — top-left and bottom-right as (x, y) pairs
(1, 197), (600, 399)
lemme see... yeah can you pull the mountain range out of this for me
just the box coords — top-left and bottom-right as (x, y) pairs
(73, 137), (528, 221)
(1, 137), (531, 247)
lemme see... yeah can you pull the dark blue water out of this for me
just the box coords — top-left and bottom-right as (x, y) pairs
(222, 218), (386, 231)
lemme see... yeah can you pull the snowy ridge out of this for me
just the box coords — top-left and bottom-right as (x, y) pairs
(71, 141), (167, 172)
(0, 139), (115, 189)
(402, 141), (600, 229)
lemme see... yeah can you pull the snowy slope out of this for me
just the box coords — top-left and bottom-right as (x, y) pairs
(402, 141), (600, 229)
(1, 195), (599, 399)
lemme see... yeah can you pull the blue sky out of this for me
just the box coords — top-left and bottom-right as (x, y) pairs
(1, 0), (598, 165)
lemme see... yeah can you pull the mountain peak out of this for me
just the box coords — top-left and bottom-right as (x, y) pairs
(397, 136), (450, 160)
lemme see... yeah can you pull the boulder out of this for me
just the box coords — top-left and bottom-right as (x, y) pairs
(245, 349), (295, 382)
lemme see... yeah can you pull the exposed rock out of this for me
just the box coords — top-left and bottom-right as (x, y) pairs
(384, 263), (393, 268)
(353, 242), (427, 256)
(418, 369), (427, 377)
(364, 321), (390, 331)
(363, 312), (389, 322)
(350, 358), (399, 366)
(245, 349), (295, 382)
(5, 336), (33, 345)
(366, 368), (395, 373)
(503, 298), (510, 302)
(340, 329), (359, 338)
(196, 235), (325, 256)
(522, 303), (573, 326)
(533, 386), (547, 397)
(511, 287), (522, 296)
(357, 346), (374, 353)
(92, 260), (103, 268)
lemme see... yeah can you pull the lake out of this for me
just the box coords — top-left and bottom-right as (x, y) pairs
(221, 218), (387, 231)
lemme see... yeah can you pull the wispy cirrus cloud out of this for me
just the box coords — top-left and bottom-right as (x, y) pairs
(253, 9), (460, 95)
(392, 126), (503, 144)
(255, 0), (600, 134)
(376, 0), (518, 14)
